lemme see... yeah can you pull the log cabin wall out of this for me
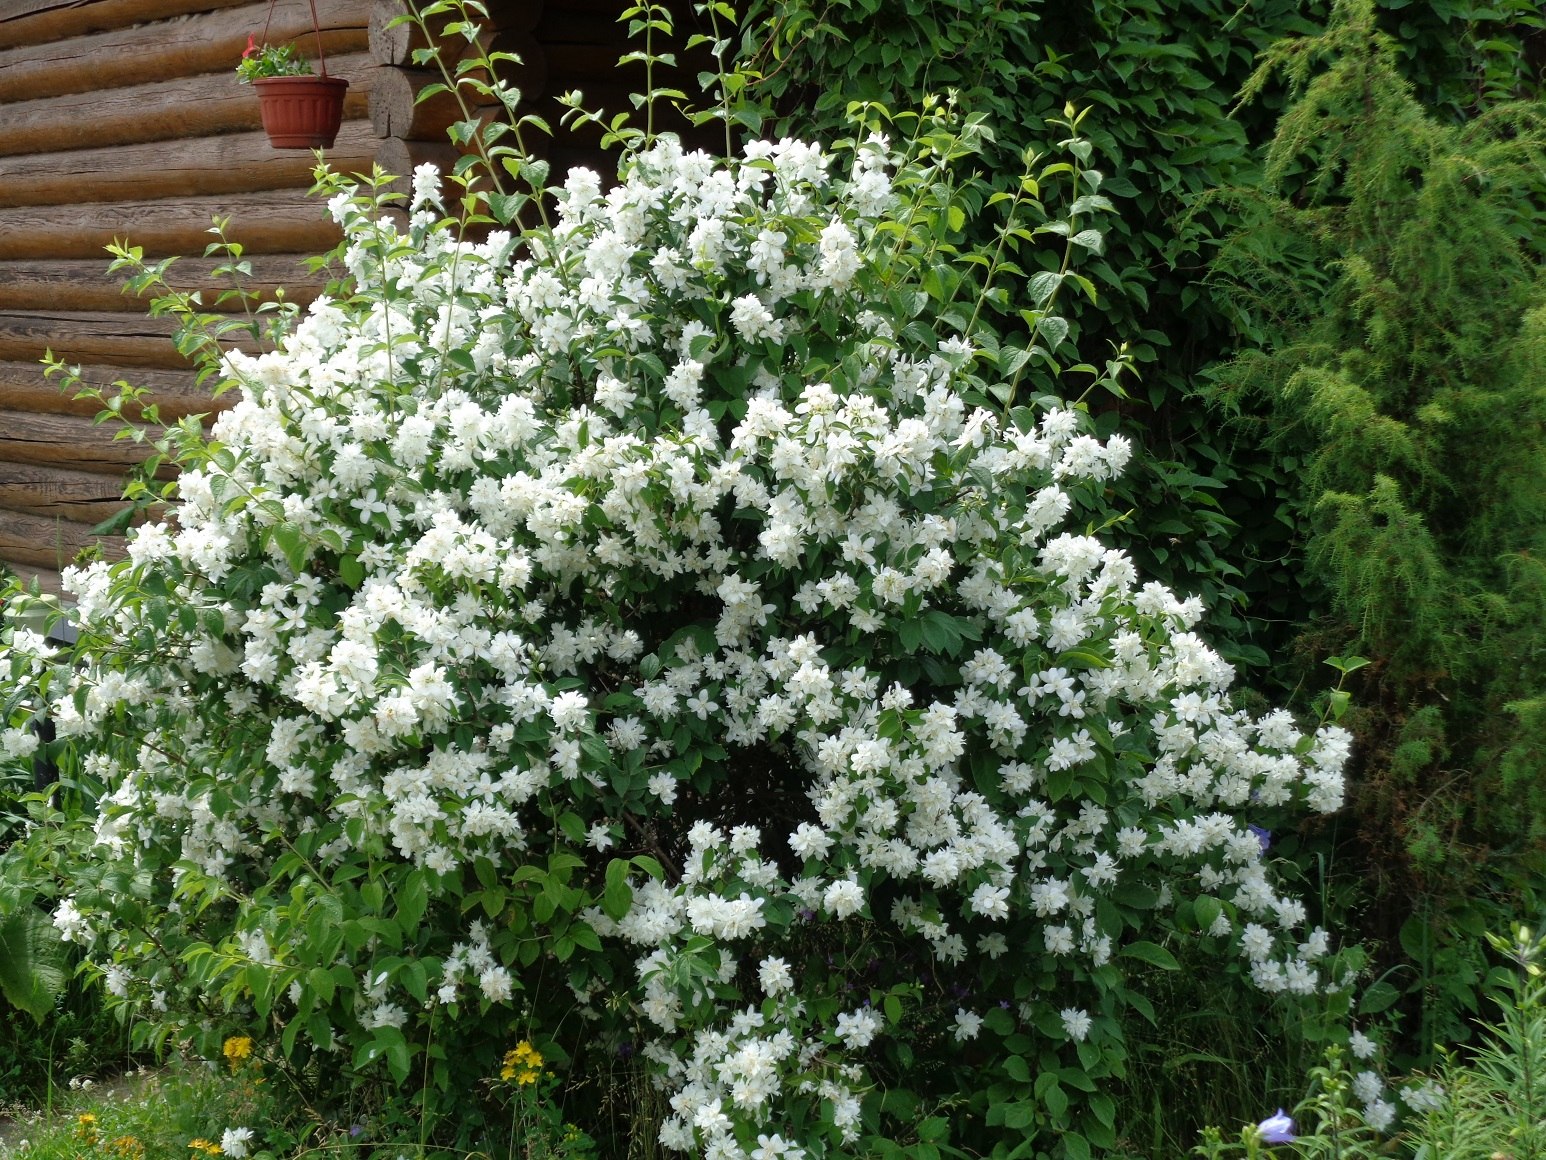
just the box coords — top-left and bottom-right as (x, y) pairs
(0, 0), (709, 597)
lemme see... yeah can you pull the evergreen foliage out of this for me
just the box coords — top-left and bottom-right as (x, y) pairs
(1207, 0), (1546, 1049)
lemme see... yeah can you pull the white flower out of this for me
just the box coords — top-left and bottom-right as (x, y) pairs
(729, 294), (783, 342)
(0, 726), (38, 760)
(103, 964), (131, 997)
(52, 897), (88, 944)
(953, 1008), (983, 1041)
(790, 823), (834, 861)
(479, 966), (513, 1002)
(758, 956), (793, 996)
(365, 1002), (407, 1030)
(220, 1128), (254, 1159)
(646, 772), (678, 804)
(1059, 1007), (1092, 1042)
(969, 882), (1010, 921)
(1363, 1098), (1396, 1132)
(823, 879), (864, 919)
(1353, 1069), (1383, 1104)
(835, 1006), (881, 1048)
(684, 688), (719, 719)
(1402, 1079), (1444, 1113)
(549, 690), (589, 731)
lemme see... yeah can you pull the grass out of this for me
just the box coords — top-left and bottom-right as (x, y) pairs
(0, 1064), (252, 1160)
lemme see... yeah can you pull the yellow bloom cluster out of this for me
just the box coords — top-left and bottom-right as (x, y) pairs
(223, 1035), (254, 1069)
(500, 1040), (545, 1086)
(76, 1113), (99, 1146)
(188, 1138), (224, 1155)
(111, 1134), (146, 1160)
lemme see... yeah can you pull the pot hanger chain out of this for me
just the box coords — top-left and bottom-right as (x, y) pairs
(260, 0), (332, 77)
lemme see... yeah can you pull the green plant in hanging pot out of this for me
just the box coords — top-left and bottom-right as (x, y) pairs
(236, 36), (311, 81)
(237, 24), (348, 149)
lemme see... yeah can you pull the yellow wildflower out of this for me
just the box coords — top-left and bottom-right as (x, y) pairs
(188, 1139), (224, 1156)
(222, 1035), (254, 1068)
(499, 1040), (545, 1086)
(112, 1134), (146, 1160)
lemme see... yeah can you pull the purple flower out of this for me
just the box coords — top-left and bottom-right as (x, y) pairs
(1256, 1109), (1295, 1144)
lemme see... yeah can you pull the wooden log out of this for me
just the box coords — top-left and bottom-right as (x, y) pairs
(0, 462), (152, 527)
(0, 191), (344, 260)
(0, 311), (269, 371)
(0, 122), (381, 210)
(369, 31), (545, 139)
(375, 136), (462, 182)
(0, 0), (249, 52)
(0, 0), (372, 103)
(0, 54), (374, 158)
(0, 361), (222, 422)
(0, 508), (125, 573)
(369, 66), (461, 140)
(0, 256), (326, 314)
(0, 408), (169, 475)
(370, 0), (430, 68)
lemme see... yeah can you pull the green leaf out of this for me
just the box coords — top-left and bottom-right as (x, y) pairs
(603, 858), (634, 921)
(1359, 979), (1401, 1015)
(307, 965), (336, 1004)
(1119, 940), (1179, 971)
(271, 522), (307, 573)
(1001, 1100), (1037, 1130)
(1193, 895), (1224, 932)
(374, 1025), (413, 1083)
(1028, 271), (1062, 306)
(1041, 1080), (1068, 1122)
(338, 554), (364, 589)
(396, 870), (428, 934)
(0, 910), (67, 1023)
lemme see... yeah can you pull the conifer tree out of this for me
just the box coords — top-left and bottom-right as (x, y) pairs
(1210, 0), (1546, 1045)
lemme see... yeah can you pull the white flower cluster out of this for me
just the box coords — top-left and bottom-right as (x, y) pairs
(1341, 1025), (1447, 1133)
(20, 127), (1352, 1157)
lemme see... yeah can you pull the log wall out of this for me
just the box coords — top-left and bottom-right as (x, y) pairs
(0, 0), (711, 596)
(0, 0), (383, 594)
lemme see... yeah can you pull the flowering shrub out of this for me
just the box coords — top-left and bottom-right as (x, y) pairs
(2, 105), (1355, 1157)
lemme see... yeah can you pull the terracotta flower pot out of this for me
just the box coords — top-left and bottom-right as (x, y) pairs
(253, 75), (349, 149)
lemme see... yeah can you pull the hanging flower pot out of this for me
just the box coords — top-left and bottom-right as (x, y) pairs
(235, 1), (350, 151)
(252, 75), (349, 149)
